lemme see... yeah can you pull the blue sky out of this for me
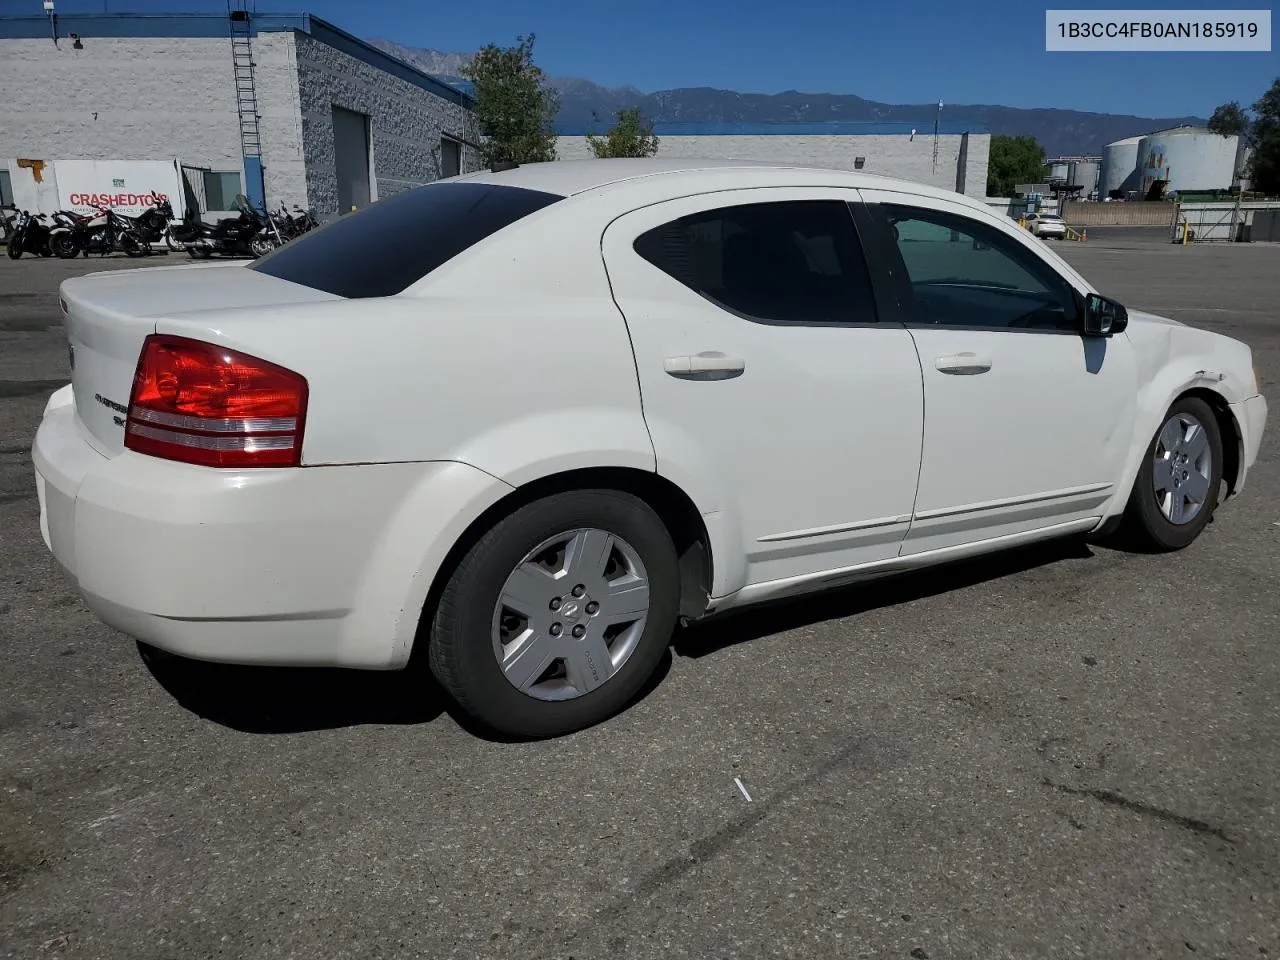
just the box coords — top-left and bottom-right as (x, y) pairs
(23, 0), (1280, 117)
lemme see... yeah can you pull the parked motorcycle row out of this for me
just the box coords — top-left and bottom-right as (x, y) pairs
(172, 195), (319, 260)
(3, 194), (319, 262)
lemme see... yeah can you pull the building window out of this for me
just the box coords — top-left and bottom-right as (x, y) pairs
(0, 170), (13, 208)
(441, 137), (462, 178)
(203, 170), (242, 211)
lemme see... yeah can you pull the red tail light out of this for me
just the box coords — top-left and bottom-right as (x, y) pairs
(124, 335), (308, 468)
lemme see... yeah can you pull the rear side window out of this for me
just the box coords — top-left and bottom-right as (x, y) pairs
(250, 182), (563, 298)
(633, 200), (878, 325)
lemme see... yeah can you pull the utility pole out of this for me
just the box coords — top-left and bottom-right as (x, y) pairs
(932, 100), (942, 173)
(1230, 135), (1245, 242)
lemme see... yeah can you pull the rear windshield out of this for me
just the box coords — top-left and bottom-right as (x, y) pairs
(250, 181), (563, 298)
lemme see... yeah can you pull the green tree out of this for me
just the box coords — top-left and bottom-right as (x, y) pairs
(1208, 100), (1249, 137)
(1208, 79), (1280, 194)
(985, 135), (1046, 197)
(461, 34), (559, 166)
(586, 107), (660, 158)
(1248, 79), (1280, 194)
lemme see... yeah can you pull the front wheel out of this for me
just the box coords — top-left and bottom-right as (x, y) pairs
(249, 236), (277, 258)
(7, 236), (21, 259)
(120, 233), (148, 257)
(1121, 396), (1224, 551)
(428, 490), (680, 738)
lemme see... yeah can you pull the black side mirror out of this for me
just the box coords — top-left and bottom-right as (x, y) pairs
(1083, 293), (1128, 337)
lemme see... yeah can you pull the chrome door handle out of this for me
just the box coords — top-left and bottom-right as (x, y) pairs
(934, 353), (992, 375)
(664, 352), (746, 380)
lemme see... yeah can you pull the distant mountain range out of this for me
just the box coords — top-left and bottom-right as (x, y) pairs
(367, 39), (1205, 157)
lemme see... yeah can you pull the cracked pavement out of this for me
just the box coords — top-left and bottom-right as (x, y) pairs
(2, 233), (1279, 959)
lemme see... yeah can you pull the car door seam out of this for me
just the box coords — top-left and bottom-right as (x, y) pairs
(598, 222), (658, 474)
(852, 197), (930, 549)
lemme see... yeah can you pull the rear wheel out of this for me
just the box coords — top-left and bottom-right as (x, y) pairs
(52, 233), (79, 259)
(1121, 396), (1223, 551)
(428, 490), (680, 738)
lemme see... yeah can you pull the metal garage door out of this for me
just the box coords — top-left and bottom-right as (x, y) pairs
(441, 137), (461, 178)
(332, 105), (371, 212)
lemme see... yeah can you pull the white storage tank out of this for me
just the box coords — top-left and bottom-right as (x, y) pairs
(1138, 127), (1239, 196)
(1101, 135), (1142, 197)
(1069, 159), (1100, 195)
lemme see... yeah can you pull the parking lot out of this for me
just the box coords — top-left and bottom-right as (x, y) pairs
(1, 231), (1278, 959)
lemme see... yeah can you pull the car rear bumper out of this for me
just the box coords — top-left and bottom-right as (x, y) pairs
(33, 389), (510, 669)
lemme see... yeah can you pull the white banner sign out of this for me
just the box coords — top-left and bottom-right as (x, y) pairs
(54, 159), (186, 219)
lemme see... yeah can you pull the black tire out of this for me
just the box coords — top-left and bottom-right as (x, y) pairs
(428, 490), (680, 738)
(121, 233), (147, 258)
(1121, 396), (1224, 552)
(52, 234), (79, 259)
(7, 236), (20, 259)
(249, 236), (277, 259)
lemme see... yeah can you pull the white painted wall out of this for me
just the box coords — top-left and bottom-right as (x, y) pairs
(0, 29), (481, 218)
(556, 132), (991, 198)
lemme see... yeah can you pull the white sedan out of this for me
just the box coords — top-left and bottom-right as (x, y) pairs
(33, 159), (1267, 737)
(1026, 212), (1068, 239)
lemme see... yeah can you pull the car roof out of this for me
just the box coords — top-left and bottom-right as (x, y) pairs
(452, 158), (995, 216)
(454, 158), (794, 194)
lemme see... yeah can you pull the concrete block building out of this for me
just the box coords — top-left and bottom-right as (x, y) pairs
(0, 10), (482, 219)
(555, 122), (991, 199)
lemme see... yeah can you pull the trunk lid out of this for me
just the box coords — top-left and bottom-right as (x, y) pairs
(61, 262), (341, 456)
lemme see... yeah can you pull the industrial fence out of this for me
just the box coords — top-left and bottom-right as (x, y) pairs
(1249, 210), (1280, 243)
(1173, 201), (1280, 243)
(1059, 200), (1178, 227)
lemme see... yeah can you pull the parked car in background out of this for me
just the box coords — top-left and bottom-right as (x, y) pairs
(33, 159), (1267, 738)
(1026, 212), (1068, 239)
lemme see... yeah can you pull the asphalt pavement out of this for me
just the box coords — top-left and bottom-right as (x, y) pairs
(2, 235), (1279, 959)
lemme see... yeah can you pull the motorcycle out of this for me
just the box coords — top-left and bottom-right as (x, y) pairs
(6, 210), (55, 259)
(171, 194), (281, 259)
(49, 206), (112, 258)
(112, 199), (177, 251)
(48, 205), (149, 259)
(0, 204), (17, 244)
(271, 203), (318, 243)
